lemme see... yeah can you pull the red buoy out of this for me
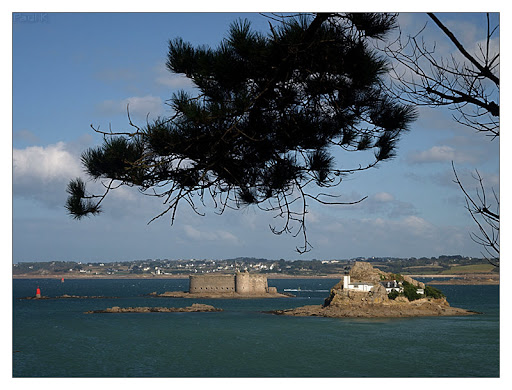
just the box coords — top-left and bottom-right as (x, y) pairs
(36, 287), (41, 298)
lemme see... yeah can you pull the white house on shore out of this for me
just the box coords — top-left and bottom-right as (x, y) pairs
(342, 270), (424, 295)
(381, 280), (402, 293)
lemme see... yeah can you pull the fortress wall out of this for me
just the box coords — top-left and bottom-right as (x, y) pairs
(189, 273), (269, 294)
(235, 273), (268, 294)
(252, 274), (268, 293)
(189, 274), (235, 293)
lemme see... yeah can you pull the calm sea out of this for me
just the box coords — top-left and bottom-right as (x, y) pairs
(12, 278), (499, 377)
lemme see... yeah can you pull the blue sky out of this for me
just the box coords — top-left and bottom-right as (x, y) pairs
(11, 11), (501, 263)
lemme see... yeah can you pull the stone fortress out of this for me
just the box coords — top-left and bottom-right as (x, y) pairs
(189, 271), (278, 295)
(149, 271), (285, 298)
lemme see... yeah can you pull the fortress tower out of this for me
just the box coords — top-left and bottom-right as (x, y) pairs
(235, 271), (268, 294)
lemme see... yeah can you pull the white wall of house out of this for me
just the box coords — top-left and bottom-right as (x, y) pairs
(343, 275), (374, 292)
(348, 283), (373, 292)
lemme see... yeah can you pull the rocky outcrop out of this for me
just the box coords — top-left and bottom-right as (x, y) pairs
(347, 261), (425, 288)
(403, 275), (425, 289)
(19, 295), (118, 300)
(85, 303), (222, 314)
(270, 262), (478, 318)
(349, 261), (384, 283)
(325, 278), (391, 307)
(268, 298), (479, 318)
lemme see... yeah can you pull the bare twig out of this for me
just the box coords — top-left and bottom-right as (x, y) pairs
(452, 162), (499, 266)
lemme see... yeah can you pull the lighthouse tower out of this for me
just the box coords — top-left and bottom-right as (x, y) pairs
(36, 287), (41, 299)
(343, 267), (351, 289)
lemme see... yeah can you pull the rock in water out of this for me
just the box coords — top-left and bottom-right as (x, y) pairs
(85, 304), (223, 314)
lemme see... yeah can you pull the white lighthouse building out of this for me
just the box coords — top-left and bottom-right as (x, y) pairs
(342, 269), (374, 292)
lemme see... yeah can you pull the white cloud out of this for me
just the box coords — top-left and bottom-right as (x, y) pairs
(13, 142), (82, 182)
(13, 129), (41, 145)
(13, 140), (158, 214)
(306, 213), (478, 258)
(327, 191), (417, 219)
(445, 19), (479, 50)
(373, 192), (394, 202)
(401, 215), (434, 236)
(482, 172), (499, 188)
(408, 145), (479, 164)
(13, 142), (83, 208)
(183, 225), (239, 245)
(218, 230), (239, 242)
(183, 225), (203, 240)
(154, 62), (196, 90)
(368, 216), (434, 238)
(183, 224), (240, 245)
(97, 95), (163, 119)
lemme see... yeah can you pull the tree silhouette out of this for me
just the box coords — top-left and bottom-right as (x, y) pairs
(452, 162), (499, 266)
(66, 13), (417, 253)
(385, 13), (499, 138)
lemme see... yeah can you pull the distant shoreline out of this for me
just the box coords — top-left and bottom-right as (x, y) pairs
(12, 273), (499, 284)
(12, 273), (343, 280)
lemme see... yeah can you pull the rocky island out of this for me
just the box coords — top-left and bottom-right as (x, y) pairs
(19, 294), (119, 300)
(85, 303), (222, 314)
(268, 262), (479, 318)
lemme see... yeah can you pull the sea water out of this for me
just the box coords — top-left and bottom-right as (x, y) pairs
(12, 278), (499, 377)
